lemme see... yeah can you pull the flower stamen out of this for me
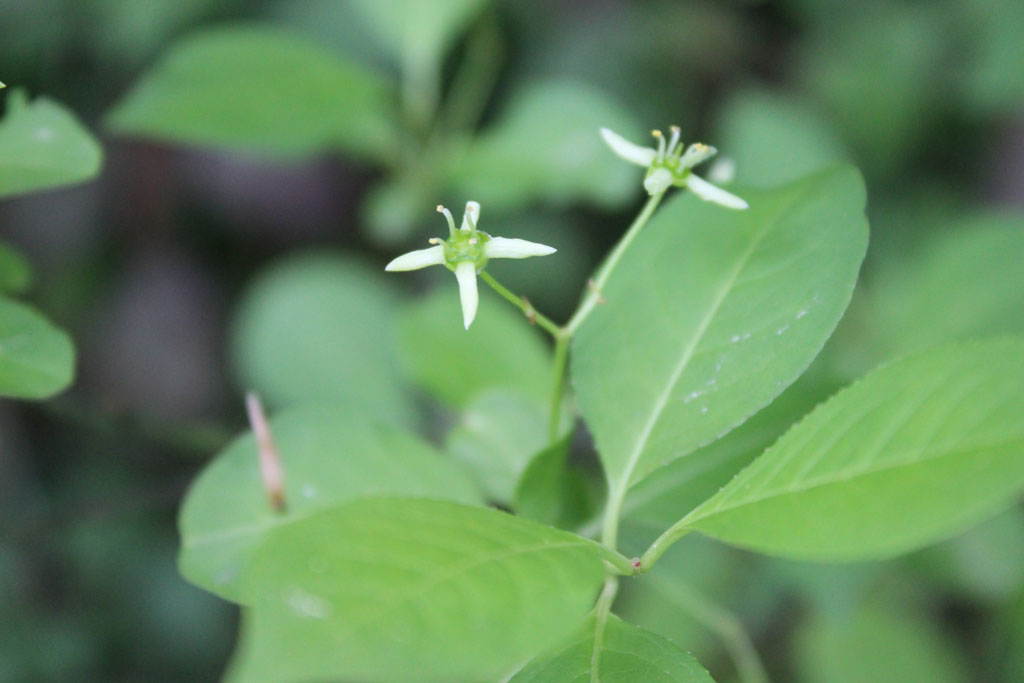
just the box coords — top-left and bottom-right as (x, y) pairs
(652, 129), (666, 162)
(437, 205), (457, 237)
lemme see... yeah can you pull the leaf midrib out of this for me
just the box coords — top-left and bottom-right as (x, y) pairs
(615, 193), (803, 489)
(681, 431), (1024, 527)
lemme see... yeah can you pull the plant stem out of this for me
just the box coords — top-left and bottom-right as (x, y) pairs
(478, 270), (561, 338)
(648, 574), (770, 683)
(564, 191), (665, 336)
(590, 576), (619, 683)
(548, 335), (570, 442)
(638, 522), (693, 570)
(440, 13), (504, 136)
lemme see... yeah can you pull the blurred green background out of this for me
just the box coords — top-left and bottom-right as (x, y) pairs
(1, 0), (1022, 681)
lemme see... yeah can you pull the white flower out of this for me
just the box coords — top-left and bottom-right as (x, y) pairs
(386, 201), (556, 329)
(600, 126), (748, 209)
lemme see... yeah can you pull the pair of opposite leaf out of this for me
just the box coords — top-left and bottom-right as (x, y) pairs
(386, 126), (747, 329)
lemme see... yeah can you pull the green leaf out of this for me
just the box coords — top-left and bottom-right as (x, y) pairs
(0, 296), (74, 399)
(515, 432), (601, 530)
(798, 6), (943, 175)
(449, 80), (641, 210)
(714, 86), (846, 187)
(396, 287), (551, 407)
(904, 507), (1024, 602)
(572, 166), (868, 492)
(623, 373), (829, 533)
(793, 606), (970, 683)
(834, 215), (1024, 378)
(677, 338), (1024, 561)
(0, 90), (102, 198)
(511, 613), (715, 682)
(230, 251), (416, 424)
(106, 25), (398, 160)
(445, 388), (548, 504)
(0, 242), (31, 294)
(178, 406), (482, 602)
(957, 0), (1024, 113)
(229, 498), (606, 682)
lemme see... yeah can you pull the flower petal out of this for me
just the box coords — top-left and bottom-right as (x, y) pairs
(685, 174), (749, 210)
(454, 261), (479, 330)
(460, 201), (481, 232)
(679, 142), (717, 169)
(484, 237), (557, 260)
(385, 245), (446, 271)
(600, 128), (657, 167)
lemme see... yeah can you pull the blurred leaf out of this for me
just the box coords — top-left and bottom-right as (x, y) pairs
(572, 167), (868, 493)
(510, 613), (714, 682)
(230, 251), (416, 424)
(905, 508), (1024, 602)
(0, 296), (74, 399)
(107, 25), (398, 160)
(179, 406), (482, 602)
(0, 242), (31, 294)
(793, 606), (970, 683)
(396, 287), (551, 408)
(998, 590), (1024, 682)
(843, 216), (1024, 377)
(229, 498), (605, 682)
(445, 388), (547, 504)
(350, 0), (486, 68)
(0, 90), (102, 198)
(615, 533), (749, 669)
(515, 432), (600, 529)
(477, 210), (597, 320)
(714, 86), (846, 187)
(798, 5), (943, 175)
(361, 171), (436, 245)
(449, 80), (640, 210)
(957, 0), (1024, 113)
(679, 338), (1024, 561)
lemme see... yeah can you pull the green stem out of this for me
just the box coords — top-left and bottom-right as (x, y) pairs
(548, 335), (570, 443)
(564, 191), (665, 336)
(648, 574), (769, 683)
(478, 270), (561, 338)
(638, 522), (693, 570)
(441, 13), (504, 135)
(590, 576), (619, 683)
(402, 48), (441, 133)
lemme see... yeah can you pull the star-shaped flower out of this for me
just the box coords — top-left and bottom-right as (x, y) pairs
(600, 125), (748, 209)
(386, 201), (556, 329)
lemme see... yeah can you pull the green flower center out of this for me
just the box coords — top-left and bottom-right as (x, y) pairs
(443, 230), (491, 270)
